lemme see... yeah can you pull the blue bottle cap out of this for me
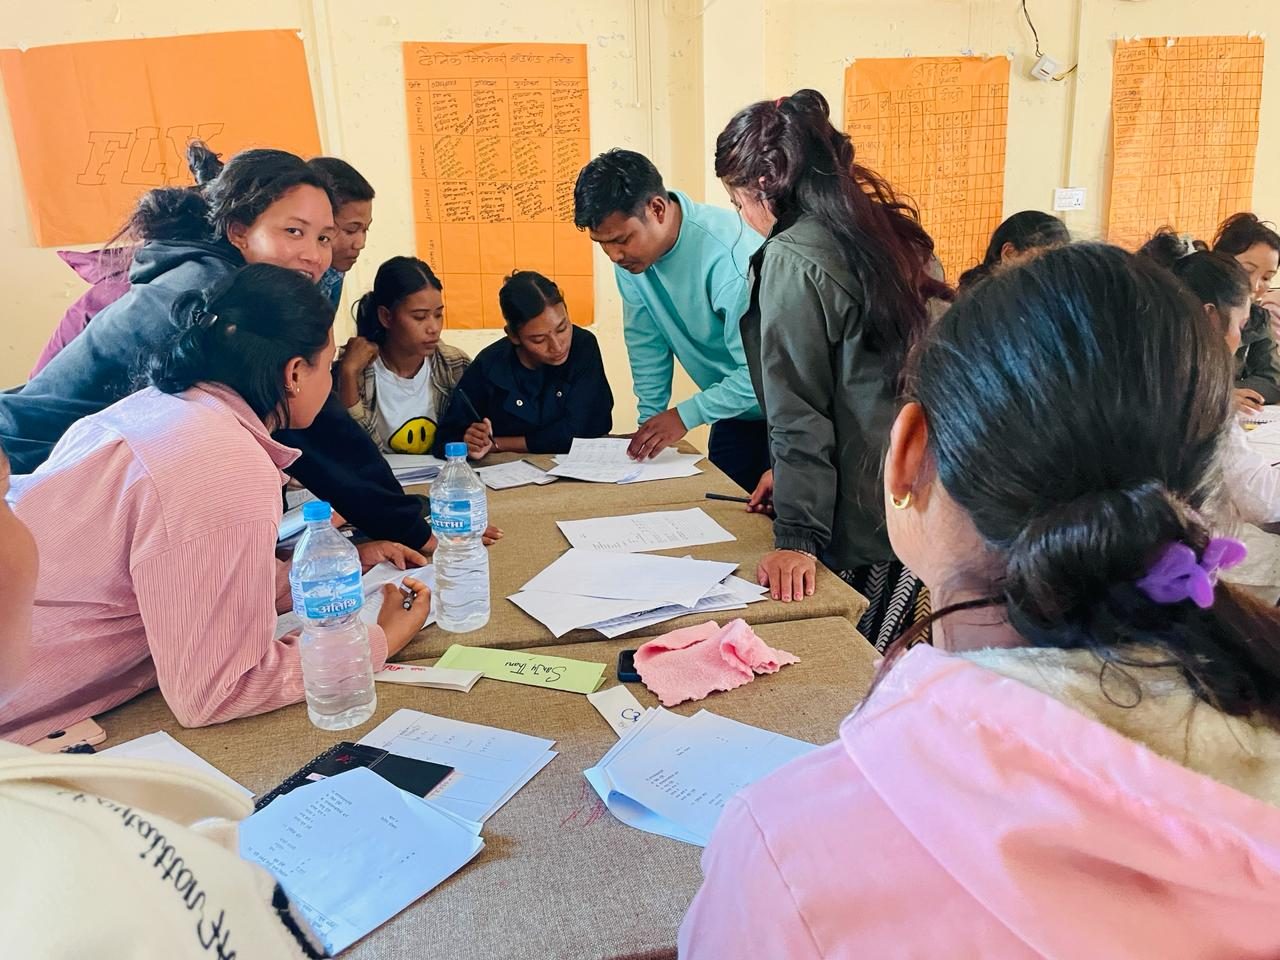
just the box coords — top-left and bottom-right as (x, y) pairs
(445, 442), (468, 459)
(302, 500), (332, 522)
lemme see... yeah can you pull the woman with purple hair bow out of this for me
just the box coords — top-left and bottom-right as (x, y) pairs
(681, 243), (1280, 959)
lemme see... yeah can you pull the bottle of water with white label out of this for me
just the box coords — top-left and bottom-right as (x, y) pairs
(289, 501), (377, 730)
(432, 442), (491, 632)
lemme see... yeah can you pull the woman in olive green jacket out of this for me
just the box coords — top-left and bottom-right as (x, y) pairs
(715, 89), (952, 651)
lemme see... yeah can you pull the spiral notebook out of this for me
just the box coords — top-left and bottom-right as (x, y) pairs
(254, 741), (455, 811)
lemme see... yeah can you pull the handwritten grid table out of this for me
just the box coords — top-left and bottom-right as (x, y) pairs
(403, 42), (593, 329)
(1108, 35), (1264, 250)
(844, 57), (1010, 283)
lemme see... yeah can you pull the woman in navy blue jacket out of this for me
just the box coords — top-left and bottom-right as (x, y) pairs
(437, 271), (613, 458)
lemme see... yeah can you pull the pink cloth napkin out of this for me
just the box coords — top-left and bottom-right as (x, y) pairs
(634, 618), (800, 707)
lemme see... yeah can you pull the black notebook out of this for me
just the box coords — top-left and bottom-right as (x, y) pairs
(254, 741), (455, 811)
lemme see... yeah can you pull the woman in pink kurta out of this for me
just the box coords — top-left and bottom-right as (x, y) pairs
(680, 242), (1280, 958)
(0, 264), (431, 745)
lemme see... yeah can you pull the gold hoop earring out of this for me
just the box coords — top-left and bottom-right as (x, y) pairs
(891, 491), (913, 510)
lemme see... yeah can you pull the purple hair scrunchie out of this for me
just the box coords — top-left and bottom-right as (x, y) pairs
(1135, 538), (1247, 609)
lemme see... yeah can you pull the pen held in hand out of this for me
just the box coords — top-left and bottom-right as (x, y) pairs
(705, 492), (751, 504)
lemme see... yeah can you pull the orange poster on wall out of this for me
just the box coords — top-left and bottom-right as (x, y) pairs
(0, 30), (322, 247)
(403, 42), (593, 330)
(1108, 36), (1263, 250)
(844, 57), (1009, 283)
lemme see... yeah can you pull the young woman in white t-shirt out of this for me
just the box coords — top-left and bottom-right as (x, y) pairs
(338, 256), (470, 454)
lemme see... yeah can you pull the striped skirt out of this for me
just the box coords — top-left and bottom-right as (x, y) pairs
(838, 561), (930, 653)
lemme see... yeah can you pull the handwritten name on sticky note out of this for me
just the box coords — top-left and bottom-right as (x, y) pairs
(435, 645), (606, 695)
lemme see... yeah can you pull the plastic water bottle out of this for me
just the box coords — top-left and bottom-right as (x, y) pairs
(290, 501), (377, 730)
(432, 442), (491, 632)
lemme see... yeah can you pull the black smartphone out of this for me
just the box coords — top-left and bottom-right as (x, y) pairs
(617, 649), (640, 683)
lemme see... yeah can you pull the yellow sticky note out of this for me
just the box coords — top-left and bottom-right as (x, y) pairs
(435, 645), (606, 695)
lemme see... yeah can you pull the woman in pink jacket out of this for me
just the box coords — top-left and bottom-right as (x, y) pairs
(680, 243), (1280, 959)
(0, 264), (431, 744)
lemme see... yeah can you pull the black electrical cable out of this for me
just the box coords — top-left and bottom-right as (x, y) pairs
(1022, 0), (1043, 58)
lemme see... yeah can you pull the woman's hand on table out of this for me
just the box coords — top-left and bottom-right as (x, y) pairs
(757, 548), (816, 602)
(1235, 387), (1266, 415)
(376, 575), (431, 655)
(747, 469), (775, 516)
(357, 540), (430, 572)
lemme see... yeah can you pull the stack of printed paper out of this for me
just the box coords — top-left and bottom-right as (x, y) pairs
(508, 548), (767, 638)
(275, 562), (436, 640)
(240, 766), (484, 954)
(583, 708), (815, 845)
(546, 437), (703, 484)
(384, 453), (445, 485)
(358, 708), (557, 823)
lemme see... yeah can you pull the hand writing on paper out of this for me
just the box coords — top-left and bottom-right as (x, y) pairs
(757, 549), (816, 603)
(464, 419), (495, 460)
(1235, 388), (1266, 415)
(627, 408), (689, 460)
(357, 540), (430, 572)
(747, 469), (775, 516)
(377, 576), (431, 655)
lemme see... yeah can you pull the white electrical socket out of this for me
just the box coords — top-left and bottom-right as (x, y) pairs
(1053, 187), (1086, 211)
(1030, 54), (1060, 81)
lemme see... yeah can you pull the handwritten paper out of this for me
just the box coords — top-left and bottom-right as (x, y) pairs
(547, 438), (703, 484)
(476, 459), (558, 489)
(584, 709), (815, 846)
(240, 767), (484, 955)
(359, 708), (557, 822)
(1108, 36), (1263, 249)
(557, 507), (735, 553)
(372, 663), (482, 692)
(844, 57), (1009, 281)
(0, 31), (321, 246)
(436, 644), (606, 694)
(403, 42), (593, 330)
(98, 731), (251, 798)
(587, 684), (646, 737)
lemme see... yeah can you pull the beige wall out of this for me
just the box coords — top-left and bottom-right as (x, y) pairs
(4, 0), (1280, 425)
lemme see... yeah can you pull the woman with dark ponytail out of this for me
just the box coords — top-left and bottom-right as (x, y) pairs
(338, 256), (470, 454)
(682, 243), (1280, 958)
(30, 140), (225, 376)
(2, 146), (434, 551)
(715, 88), (951, 647)
(955, 209), (1069, 291)
(0, 265), (431, 743)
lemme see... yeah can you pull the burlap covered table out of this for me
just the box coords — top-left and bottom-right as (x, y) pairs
(96, 617), (879, 960)
(399, 451), (869, 658)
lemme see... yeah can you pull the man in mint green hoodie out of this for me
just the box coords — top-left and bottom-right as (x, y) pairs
(573, 150), (767, 492)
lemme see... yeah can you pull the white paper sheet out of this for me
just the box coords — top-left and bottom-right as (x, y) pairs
(584, 709), (815, 846)
(276, 563), (436, 640)
(98, 731), (252, 798)
(372, 663), (482, 692)
(617, 454), (704, 484)
(586, 684), (646, 737)
(383, 454), (445, 484)
(240, 767), (483, 955)
(520, 549), (738, 609)
(545, 461), (643, 483)
(546, 438), (703, 484)
(556, 507), (735, 553)
(358, 708), (557, 822)
(508, 590), (664, 638)
(476, 459), (558, 490)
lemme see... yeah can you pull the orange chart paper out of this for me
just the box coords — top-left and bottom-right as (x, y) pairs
(1108, 36), (1263, 250)
(0, 30), (321, 247)
(403, 42), (593, 330)
(844, 57), (1009, 283)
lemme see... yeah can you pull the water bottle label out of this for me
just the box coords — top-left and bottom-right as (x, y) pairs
(293, 569), (364, 619)
(431, 497), (488, 536)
